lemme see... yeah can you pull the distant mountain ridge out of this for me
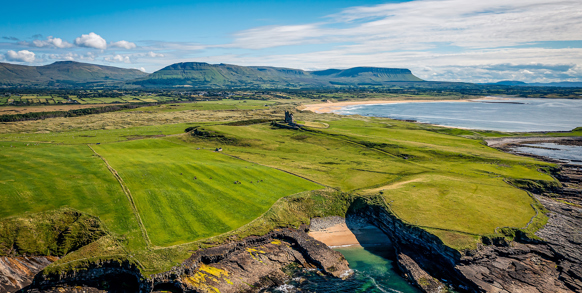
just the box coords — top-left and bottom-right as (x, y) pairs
(489, 80), (582, 88)
(135, 62), (423, 88)
(0, 61), (147, 86)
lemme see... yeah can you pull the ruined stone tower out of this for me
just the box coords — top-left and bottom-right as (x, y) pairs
(284, 111), (294, 124)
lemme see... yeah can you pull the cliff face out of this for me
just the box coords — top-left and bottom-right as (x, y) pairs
(349, 160), (582, 293)
(24, 228), (350, 293)
(0, 256), (58, 292)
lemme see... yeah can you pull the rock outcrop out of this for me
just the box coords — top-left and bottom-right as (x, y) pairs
(23, 228), (350, 293)
(354, 193), (582, 293)
(0, 256), (58, 293)
(151, 228), (351, 292)
(397, 252), (447, 293)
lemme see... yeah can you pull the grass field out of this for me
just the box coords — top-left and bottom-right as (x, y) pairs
(124, 99), (276, 113)
(0, 104), (115, 115)
(175, 116), (554, 248)
(0, 97), (572, 273)
(0, 142), (145, 249)
(92, 139), (321, 246)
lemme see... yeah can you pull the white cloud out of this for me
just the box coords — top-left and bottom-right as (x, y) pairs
(47, 52), (78, 61)
(225, 0), (582, 51)
(5, 50), (36, 62)
(110, 40), (137, 49)
(138, 67), (146, 72)
(147, 51), (164, 58)
(203, 0), (581, 82)
(75, 32), (107, 49)
(81, 52), (98, 61)
(104, 54), (131, 63)
(32, 36), (74, 48)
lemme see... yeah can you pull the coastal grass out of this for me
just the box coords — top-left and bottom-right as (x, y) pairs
(0, 99), (291, 136)
(174, 116), (555, 248)
(123, 99), (276, 113)
(171, 124), (426, 191)
(0, 142), (145, 250)
(92, 139), (322, 247)
(0, 99), (572, 273)
(380, 173), (536, 235)
(45, 189), (354, 275)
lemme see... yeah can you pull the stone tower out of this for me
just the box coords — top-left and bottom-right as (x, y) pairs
(284, 111), (294, 124)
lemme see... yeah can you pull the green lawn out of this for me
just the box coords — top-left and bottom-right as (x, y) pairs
(381, 173), (535, 235)
(0, 141), (145, 249)
(92, 139), (322, 246)
(0, 122), (205, 144)
(177, 117), (555, 248)
(0, 107), (566, 272)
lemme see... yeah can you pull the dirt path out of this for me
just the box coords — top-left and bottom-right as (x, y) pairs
(363, 178), (426, 194)
(87, 144), (152, 247)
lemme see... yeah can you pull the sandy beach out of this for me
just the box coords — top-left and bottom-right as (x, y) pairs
(308, 217), (392, 247)
(301, 97), (503, 114)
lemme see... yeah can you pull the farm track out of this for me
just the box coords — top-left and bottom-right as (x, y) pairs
(87, 144), (152, 247)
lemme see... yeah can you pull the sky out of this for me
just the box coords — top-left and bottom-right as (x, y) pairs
(1, 0), (581, 83)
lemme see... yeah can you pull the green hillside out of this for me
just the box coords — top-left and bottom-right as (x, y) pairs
(92, 139), (321, 246)
(0, 61), (147, 86)
(136, 62), (423, 88)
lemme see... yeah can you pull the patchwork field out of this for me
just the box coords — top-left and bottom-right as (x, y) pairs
(0, 104), (115, 115)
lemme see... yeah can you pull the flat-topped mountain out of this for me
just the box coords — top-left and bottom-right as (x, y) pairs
(135, 62), (423, 88)
(0, 61), (147, 86)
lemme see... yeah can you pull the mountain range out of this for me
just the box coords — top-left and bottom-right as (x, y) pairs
(0, 61), (422, 88)
(133, 62), (423, 88)
(2, 61), (581, 89)
(0, 61), (147, 87)
(489, 81), (582, 88)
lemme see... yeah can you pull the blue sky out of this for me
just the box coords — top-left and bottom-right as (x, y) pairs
(1, 0), (581, 83)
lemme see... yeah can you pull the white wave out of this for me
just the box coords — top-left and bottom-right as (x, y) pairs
(274, 284), (296, 293)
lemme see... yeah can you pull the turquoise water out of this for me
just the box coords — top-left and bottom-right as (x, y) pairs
(266, 246), (421, 293)
(337, 98), (582, 132)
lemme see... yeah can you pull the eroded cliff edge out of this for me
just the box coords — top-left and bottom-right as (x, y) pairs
(10, 138), (582, 293)
(22, 228), (350, 293)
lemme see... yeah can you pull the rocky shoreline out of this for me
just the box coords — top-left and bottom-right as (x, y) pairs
(7, 137), (582, 293)
(0, 257), (58, 292)
(20, 228), (350, 293)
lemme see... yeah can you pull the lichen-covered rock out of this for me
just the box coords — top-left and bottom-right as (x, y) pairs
(153, 228), (351, 293)
(23, 228), (350, 293)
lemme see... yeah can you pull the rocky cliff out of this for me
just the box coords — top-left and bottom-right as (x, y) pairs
(0, 256), (58, 292)
(23, 228), (350, 293)
(352, 190), (582, 293)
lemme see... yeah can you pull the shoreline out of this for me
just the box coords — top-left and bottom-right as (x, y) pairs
(308, 216), (392, 248)
(301, 96), (504, 114)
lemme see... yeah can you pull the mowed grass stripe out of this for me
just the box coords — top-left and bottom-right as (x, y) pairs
(0, 142), (145, 249)
(183, 120), (551, 247)
(88, 145), (152, 247)
(93, 139), (322, 247)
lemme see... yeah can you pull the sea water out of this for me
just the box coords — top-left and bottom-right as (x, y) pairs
(337, 98), (582, 132)
(513, 143), (582, 165)
(265, 246), (421, 293)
